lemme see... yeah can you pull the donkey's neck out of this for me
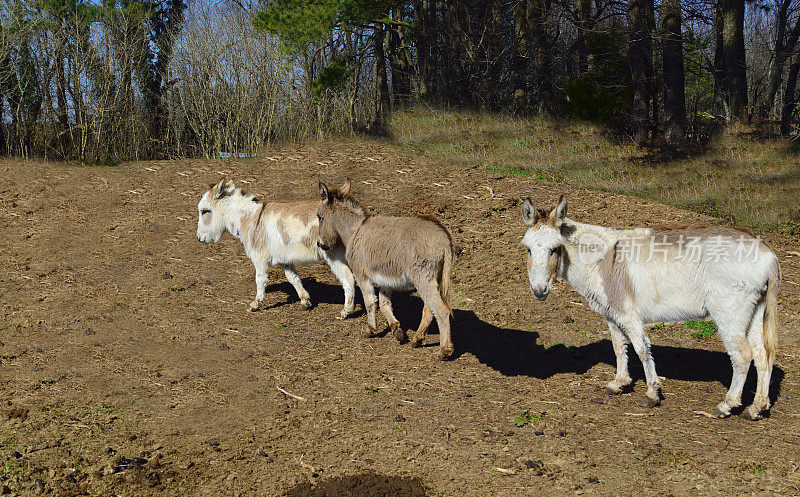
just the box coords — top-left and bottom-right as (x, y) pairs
(559, 220), (620, 298)
(334, 206), (367, 248)
(224, 194), (261, 242)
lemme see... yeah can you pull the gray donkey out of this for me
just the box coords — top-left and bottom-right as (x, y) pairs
(316, 180), (456, 360)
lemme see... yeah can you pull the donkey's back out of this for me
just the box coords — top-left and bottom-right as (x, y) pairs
(348, 215), (453, 289)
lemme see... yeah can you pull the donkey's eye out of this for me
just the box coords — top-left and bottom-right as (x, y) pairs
(549, 247), (558, 255)
(201, 209), (211, 215)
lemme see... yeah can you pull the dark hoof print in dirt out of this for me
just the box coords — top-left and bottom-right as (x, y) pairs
(285, 472), (428, 497)
(639, 397), (660, 408)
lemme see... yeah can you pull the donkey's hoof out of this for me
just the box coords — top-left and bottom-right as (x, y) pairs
(436, 347), (455, 361)
(299, 299), (312, 310)
(390, 323), (408, 344)
(639, 396), (660, 408)
(742, 407), (763, 421)
(337, 309), (352, 320)
(606, 386), (622, 396)
(362, 326), (378, 338)
(713, 408), (730, 419)
(248, 301), (261, 312)
(410, 338), (424, 348)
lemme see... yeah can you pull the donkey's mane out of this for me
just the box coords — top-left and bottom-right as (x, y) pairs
(209, 180), (260, 204)
(331, 190), (368, 217)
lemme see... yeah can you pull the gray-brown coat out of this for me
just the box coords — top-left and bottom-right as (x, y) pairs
(316, 180), (456, 360)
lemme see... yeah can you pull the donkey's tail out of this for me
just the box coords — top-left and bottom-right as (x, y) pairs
(763, 258), (781, 366)
(440, 244), (454, 318)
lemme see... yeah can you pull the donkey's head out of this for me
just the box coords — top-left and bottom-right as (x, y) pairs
(521, 195), (568, 301)
(196, 178), (236, 243)
(316, 179), (356, 251)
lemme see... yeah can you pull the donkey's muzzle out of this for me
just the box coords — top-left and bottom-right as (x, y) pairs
(532, 286), (549, 301)
(317, 241), (330, 251)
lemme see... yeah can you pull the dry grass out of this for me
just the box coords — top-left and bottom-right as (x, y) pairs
(390, 108), (800, 234)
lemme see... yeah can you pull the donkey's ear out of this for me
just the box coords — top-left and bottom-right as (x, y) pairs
(213, 178), (228, 199)
(319, 182), (332, 205)
(552, 195), (567, 227)
(339, 178), (352, 196)
(522, 198), (536, 225)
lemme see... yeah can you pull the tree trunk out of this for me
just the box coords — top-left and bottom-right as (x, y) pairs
(628, 0), (654, 144)
(370, 22), (390, 134)
(781, 57), (800, 136)
(55, 33), (71, 156)
(415, 0), (433, 100)
(513, 0), (529, 113)
(575, 0), (592, 73)
(388, 21), (412, 108)
(662, 0), (686, 143)
(721, 0), (747, 122)
(530, 0), (554, 116)
(712, 4), (727, 117)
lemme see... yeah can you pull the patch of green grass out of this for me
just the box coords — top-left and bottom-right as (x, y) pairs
(391, 108), (800, 232)
(685, 320), (717, 341)
(649, 323), (666, 333)
(545, 343), (582, 358)
(513, 410), (541, 427)
(779, 219), (800, 239)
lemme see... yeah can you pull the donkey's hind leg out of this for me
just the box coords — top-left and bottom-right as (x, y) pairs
(281, 264), (311, 309)
(712, 309), (753, 418)
(416, 281), (453, 361)
(744, 301), (771, 421)
(379, 290), (407, 344)
(411, 305), (434, 349)
(606, 322), (633, 395)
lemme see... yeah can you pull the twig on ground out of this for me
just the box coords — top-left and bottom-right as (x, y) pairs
(277, 387), (306, 401)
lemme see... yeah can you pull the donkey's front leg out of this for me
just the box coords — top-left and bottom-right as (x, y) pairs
(249, 259), (269, 311)
(281, 264), (312, 309)
(358, 279), (379, 338)
(323, 248), (356, 319)
(606, 322), (633, 395)
(623, 318), (662, 407)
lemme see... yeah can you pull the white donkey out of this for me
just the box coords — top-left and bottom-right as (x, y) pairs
(197, 178), (356, 317)
(521, 195), (780, 420)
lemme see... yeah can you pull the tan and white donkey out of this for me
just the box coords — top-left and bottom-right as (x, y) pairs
(521, 195), (780, 420)
(197, 179), (356, 317)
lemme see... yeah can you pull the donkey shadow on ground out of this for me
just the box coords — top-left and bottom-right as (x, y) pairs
(291, 280), (784, 409)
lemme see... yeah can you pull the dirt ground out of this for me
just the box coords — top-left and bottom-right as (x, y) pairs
(1, 140), (800, 496)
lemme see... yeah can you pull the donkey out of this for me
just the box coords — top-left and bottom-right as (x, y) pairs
(521, 195), (780, 420)
(196, 178), (356, 318)
(316, 180), (456, 360)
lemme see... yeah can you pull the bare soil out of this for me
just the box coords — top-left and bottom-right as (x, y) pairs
(1, 140), (799, 496)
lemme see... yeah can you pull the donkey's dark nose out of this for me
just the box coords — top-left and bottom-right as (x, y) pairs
(532, 287), (548, 301)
